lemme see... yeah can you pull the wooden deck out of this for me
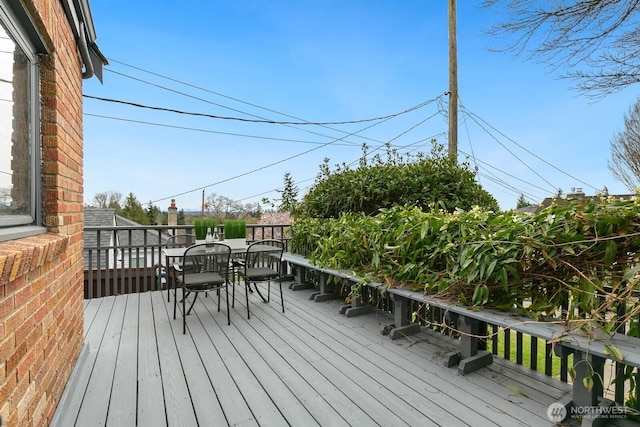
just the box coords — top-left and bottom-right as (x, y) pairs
(50, 281), (572, 426)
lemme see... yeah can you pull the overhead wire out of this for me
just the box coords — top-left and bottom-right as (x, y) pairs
(457, 102), (559, 193)
(458, 148), (549, 195)
(88, 61), (449, 205)
(88, 59), (594, 209)
(100, 64), (443, 148)
(460, 103), (601, 193)
(83, 113), (357, 146)
(83, 93), (436, 126)
(459, 104), (481, 186)
(456, 105), (545, 202)
(109, 58), (443, 143)
(148, 97), (418, 205)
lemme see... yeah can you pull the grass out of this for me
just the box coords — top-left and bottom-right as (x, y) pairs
(488, 329), (571, 378)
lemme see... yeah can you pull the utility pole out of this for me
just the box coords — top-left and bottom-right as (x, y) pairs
(448, 0), (458, 162)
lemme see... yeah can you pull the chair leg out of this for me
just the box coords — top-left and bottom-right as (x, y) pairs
(268, 281), (272, 302)
(167, 269), (171, 303)
(182, 287), (187, 335)
(232, 279), (236, 308)
(245, 281), (251, 319)
(225, 284), (230, 325)
(173, 283), (178, 319)
(279, 282), (285, 313)
(186, 291), (198, 315)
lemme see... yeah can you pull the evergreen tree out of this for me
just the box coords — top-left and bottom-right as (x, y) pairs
(278, 172), (299, 213)
(120, 193), (148, 224)
(516, 193), (530, 209)
(145, 201), (160, 225)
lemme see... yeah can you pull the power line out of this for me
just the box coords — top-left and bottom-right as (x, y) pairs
(86, 62), (450, 206)
(458, 106), (557, 193)
(460, 104), (600, 192)
(148, 99), (407, 205)
(459, 148), (550, 195)
(84, 94), (436, 126)
(102, 67), (441, 148)
(93, 59), (593, 208)
(109, 58), (442, 134)
(84, 113), (356, 146)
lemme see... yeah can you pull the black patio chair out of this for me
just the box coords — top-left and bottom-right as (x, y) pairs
(163, 233), (197, 302)
(173, 242), (231, 334)
(234, 239), (285, 319)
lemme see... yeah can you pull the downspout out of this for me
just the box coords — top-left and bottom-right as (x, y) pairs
(77, 21), (94, 79)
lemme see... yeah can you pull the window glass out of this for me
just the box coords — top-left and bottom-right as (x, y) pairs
(0, 20), (31, 221)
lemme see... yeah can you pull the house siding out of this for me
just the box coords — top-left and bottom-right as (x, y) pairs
(0, 0), (90, 425)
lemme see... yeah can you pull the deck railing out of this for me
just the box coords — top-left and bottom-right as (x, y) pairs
(83, 224), (292, 299)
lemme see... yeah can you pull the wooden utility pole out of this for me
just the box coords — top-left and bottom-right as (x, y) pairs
(448, 0), (458, 161)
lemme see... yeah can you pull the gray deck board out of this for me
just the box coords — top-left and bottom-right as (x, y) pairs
(152, 291), (198, 427)
(52, 282), (577, 427)
(75, 294), (126, 426)
(107, 293), (139, 426)
(137, 291), (166, 427)
(289, 292), (535, 425)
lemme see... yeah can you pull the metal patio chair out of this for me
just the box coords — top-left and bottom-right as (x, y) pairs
(234, 239), (285, 319)
(173, 242), (232, 334)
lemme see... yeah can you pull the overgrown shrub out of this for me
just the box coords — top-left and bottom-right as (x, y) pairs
(295, 144), (499, 218)
(293, 198), (640, 322)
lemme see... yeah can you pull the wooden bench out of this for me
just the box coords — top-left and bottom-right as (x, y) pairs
(387, 287), (640, 425)
(282, 252), (351, 302)
(282, 252), (385, 312)
(282, 252), (640, 424)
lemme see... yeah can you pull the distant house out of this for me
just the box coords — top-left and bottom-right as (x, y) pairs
(537, 187), (636, 212)
(84, 207), (167, 269)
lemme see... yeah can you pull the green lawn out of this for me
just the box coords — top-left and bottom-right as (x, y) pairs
(488, 329), (571, 378)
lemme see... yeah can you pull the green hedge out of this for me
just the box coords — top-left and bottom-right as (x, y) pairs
(292, 198), (640, 321)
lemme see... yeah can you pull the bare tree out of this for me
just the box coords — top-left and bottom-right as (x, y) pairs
(90, 191), (123, 210)
(203, 193), (258, 219)
(204, 192), (226, 219)
(609, 98), (640, 191)
(482, 0), (640, 98)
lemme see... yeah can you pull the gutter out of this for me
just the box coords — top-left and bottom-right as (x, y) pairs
(61, 0), (107, 82)
(77, 21), (94, 79)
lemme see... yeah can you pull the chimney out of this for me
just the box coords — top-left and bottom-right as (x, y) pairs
(567, 187), (585, 198)
(168, 199), (178, 227)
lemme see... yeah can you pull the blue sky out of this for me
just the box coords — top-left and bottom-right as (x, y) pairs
(83, 1), (639, 212)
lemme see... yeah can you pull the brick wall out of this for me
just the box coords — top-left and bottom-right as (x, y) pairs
(0, 1), (86, 426)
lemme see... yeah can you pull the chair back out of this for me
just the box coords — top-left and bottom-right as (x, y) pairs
(244, 239), (284, 274)
(166, 233), (197, 248)
(182, 242), (232, 281)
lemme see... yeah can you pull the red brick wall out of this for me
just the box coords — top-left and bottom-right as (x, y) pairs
(0, 0), (86, 426)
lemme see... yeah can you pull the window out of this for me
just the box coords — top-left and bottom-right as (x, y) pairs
(0, 3), (44, 240)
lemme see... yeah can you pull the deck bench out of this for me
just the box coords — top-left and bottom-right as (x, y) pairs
(389, 287), (640, 425)
(282, 252), (640, 424)
(282, 252), (348, 302)
(282, 252), (382, 310)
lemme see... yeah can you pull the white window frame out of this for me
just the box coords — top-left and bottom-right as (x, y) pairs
(0, 1), (45, 241)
